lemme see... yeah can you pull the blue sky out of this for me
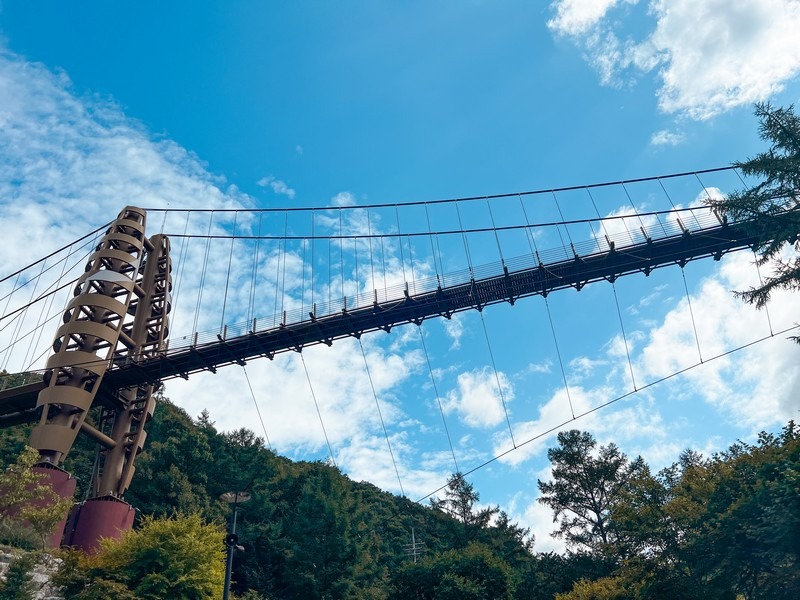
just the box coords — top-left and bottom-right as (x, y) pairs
(1, 1), (799, 551)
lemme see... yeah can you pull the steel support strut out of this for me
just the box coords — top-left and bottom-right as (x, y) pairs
(94, 233), (172, 498)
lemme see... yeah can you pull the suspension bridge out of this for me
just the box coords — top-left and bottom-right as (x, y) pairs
(0, 166), (792, 550)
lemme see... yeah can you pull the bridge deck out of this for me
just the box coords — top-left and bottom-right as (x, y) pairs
(0, 218), (758, 426)
(0, 377), (44, 426)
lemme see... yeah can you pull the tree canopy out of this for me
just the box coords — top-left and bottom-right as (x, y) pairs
(538, 430), (643, 556)
(545, 424), (800, 600)
(0, 446), (72, 549)
(709, 103), (800, 316)
(55, 514), (226, 600)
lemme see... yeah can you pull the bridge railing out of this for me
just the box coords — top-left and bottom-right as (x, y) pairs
(164, 206), (723, 353)
(0, 370), (45, 392)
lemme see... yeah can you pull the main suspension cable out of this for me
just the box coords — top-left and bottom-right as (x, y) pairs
(415, 323), (800, 503)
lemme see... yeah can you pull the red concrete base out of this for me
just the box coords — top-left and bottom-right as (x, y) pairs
(31, 464), (77, 548)
(64, 495), (136, 553)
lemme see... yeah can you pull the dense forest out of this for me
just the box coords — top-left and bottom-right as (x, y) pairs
(1, 389), (797, 599)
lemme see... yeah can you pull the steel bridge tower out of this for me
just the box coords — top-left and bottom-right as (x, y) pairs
(29, 206), (171, 551)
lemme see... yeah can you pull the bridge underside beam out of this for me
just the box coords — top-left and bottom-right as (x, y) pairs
(0, 220), (759, 423)
(0, 381), (46, 426)
(101, 221), (757, 392)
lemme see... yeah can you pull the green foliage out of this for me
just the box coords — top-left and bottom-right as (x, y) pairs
(709, 103), (800, 314)
(71, 578), (138, 600)
(125, 395), (218, 518)
(55, 514), (226, 599)
(50, 549), (91, 598)
(234, 591), (270, 600)
(0, 446), (72, 549)
(97, 513), (225, 599)
(555, 576), (628, 600)
(514, 552), (614, 600)
(0, 425), (31, 472)
(562, 422), (800, 599)
(0, 552), (37, 600)
(538, 430), (644, 555)
(0, 395), (539, 598)
(54, 550), (139, 599)
(430, 472), (500, 547)
(689, 423), (800, 599)
(5, 389), (792, 600)
(390, 542), (515, 600)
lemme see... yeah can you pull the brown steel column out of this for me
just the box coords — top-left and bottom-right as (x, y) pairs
(27, 207), (172, 550)
(30, 206), (148, 465)
(64, 232), (172, 552)
(96, 233), (172, 497)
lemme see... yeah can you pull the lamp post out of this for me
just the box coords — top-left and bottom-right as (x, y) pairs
(221, 491), (251, 600)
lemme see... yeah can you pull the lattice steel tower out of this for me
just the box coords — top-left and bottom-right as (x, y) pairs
(29, 206), (171, 551)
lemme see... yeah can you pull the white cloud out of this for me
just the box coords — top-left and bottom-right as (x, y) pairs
(494, 384), (609, 466)
(549, 0), (800, 119)
(694, 186), (725, 204)
(443, 366), (514, 428)
(332, 191), (357, 207)
(441, 313), (465, 350)
(548, 0), (639, 37)
(0, 42), (443, 500)
(568, 355), (607, 380)
(256, 175), (296, 199)
(514, 491), (568, 553)
(650, 129), (685, 146)
(641, 0), (800, 119)
(524, 360), (553, 375)
(636, 251), (800, 428)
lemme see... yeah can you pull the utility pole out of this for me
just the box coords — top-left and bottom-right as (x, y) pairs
(403, 528), (425, 563)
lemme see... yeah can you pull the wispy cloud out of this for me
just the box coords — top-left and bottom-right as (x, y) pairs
(331, 191), (357, 206)
(650, 129), (685, 146)
(441, 313), (465, 350)
(257, 175), (296, 199)
(0, 41), (444, 499)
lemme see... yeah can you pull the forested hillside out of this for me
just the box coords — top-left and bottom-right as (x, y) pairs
(1, 390), (797, 599)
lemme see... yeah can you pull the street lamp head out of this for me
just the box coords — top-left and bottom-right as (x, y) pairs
(220, 491), (252, 504)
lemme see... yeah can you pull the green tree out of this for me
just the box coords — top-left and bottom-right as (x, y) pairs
(390, 542), (515, 600)
(274, 463), (356, 599)
(0, 423), (31, 472)
(538, 431), (644, 555)
(555, 575), (628, 600)
(709, 103), (800, 317)
(693, 423), (800, 599)
(516, 552), (614, 600)
(0, 446), (72, 548)
(599, 423), (800, 599)
(0, 552), (37, 600)
(125, 396), (216, 518)
(70, 514), (227, 600)
(481, 511), (534, 574)
(430, 472), (499, 547)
